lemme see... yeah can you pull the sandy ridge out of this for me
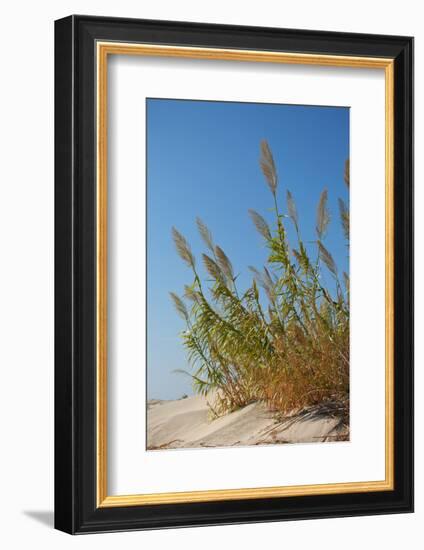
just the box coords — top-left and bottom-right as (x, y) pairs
(147, 394), (347, 450)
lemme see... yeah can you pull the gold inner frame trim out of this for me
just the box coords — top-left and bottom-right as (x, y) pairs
(96, 41), (395, 508)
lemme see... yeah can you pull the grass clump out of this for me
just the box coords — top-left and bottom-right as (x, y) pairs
(170, 140), (349, 419)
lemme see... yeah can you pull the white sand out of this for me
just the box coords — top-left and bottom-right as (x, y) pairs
(147, 394), (347, 450)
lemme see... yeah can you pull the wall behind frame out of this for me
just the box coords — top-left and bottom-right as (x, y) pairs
(0, 1), (419, 549)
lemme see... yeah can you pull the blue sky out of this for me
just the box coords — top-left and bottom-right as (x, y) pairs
(146, 98), (349, 400)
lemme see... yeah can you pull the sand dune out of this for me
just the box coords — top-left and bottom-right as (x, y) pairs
(147, 394), (348, 450)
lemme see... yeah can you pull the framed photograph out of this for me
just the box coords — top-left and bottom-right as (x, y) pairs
(54, 15), (413, 534)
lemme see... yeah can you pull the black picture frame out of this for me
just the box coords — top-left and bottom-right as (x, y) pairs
(55, 14), (413, 534)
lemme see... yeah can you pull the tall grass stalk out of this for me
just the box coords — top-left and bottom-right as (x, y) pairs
(170, 141), (349, 418)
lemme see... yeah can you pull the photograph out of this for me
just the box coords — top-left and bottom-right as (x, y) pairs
(146, 98), (350, 450)
(52, 12), (413, 536)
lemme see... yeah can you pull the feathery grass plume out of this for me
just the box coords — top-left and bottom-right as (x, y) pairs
(172, 227), (195, 268)
(184, 284), (202, 305)
(263, 266), (276, 290)
(344, 159), (350, 187)
(202, 253), (224, 283)
(196, 217), (214, 252)
(248, 209), (272, 241)
(338, 198), (349, 241)
(263, 267), (276, 301)
(169, 292), (189, 321)
(318, 240), (337, 276)
(286, 190), (298, 230)
(316, 188), (330, 239)
(343, 271), (349, 292)
(249, 265), (275, 302)
(249, 265), (270, 298)
(215, 245), (234, 282)
(259, 139), (278, 195)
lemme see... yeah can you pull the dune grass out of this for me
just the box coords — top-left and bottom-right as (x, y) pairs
(170, 140), (349, 419)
